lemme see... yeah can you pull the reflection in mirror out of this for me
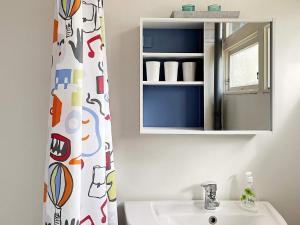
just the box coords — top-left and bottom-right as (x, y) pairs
(205, 22), (273, 131)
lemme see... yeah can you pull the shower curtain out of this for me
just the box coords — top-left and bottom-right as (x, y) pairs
(43, 0), (117, 225)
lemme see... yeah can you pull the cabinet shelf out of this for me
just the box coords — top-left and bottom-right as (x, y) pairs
(141, 127), (204, 134)
(140, 127), (270, 135)
(143, 81), (204, 86)
(143, 52), (204, 59)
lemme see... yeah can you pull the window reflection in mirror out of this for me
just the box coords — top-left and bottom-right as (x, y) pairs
(205, 21), (273, 131)
(229, 43), (259, 89)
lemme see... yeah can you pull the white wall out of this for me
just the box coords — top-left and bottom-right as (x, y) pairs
(0, 0), (300, 225)
(105, 1), (300, 225)
(0, 0), (53, 224)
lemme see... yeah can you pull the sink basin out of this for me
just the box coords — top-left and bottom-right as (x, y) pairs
(124, 201), (287, 225)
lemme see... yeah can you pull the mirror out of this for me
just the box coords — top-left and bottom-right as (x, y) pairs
(205, 21), (273, 131)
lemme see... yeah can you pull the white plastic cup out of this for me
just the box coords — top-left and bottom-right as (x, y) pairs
(164, 61), (179, 82)
(182, 62), (197, 81)
(146, 61), (160, 82)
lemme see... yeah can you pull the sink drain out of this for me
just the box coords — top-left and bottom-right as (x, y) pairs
(208, 216), (217, 224)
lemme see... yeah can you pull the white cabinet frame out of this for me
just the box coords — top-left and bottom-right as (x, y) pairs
(140, 18), (275, 135)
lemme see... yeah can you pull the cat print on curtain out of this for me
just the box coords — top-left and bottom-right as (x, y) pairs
(43, 0), (118, 225)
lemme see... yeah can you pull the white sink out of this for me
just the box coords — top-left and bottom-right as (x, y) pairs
(124, 201), (287, 225)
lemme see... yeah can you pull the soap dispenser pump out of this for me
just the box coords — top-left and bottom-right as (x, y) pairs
(240, 171), (256, 210)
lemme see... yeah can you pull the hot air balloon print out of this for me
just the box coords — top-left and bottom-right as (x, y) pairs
(59, 0), (81, 38)
(48, 162), (73, 225)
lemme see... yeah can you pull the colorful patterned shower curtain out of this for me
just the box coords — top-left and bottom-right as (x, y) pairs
(43, 0), (117, 224)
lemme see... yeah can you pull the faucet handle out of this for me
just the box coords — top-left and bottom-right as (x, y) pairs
(201, 181), (217, 192)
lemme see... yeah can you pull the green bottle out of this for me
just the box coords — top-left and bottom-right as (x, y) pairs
(241, 172), (256, 209)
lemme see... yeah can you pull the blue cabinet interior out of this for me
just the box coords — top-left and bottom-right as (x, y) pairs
(143, 29), (203, 53)
(143, 86), (204, 128)
(142, 27), (204, 129)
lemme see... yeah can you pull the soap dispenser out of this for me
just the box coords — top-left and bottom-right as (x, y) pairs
(240, 171), (256, 210)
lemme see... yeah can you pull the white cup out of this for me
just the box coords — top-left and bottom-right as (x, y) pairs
(164, 61), (179, 82)
(182, 62), (197, 81)
(146, 61), (160, 82)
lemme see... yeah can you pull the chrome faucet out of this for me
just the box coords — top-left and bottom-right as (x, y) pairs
(201, 182), (220, 210)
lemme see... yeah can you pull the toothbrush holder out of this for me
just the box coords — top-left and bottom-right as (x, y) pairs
(164, 61), (179, 82)
(146, 61), (160, 82)
(182, 62), (197, 81)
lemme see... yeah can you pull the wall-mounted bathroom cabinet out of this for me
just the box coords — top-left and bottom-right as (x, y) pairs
(139, 18), (274, 134)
